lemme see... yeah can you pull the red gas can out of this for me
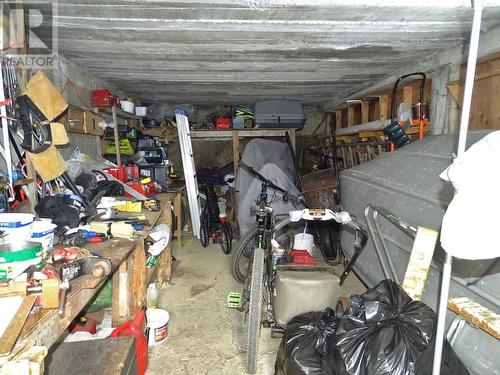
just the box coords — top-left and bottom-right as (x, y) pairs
(109, 309), (148, 375)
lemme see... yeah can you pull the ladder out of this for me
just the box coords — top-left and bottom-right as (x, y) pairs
(175, 110), (201, 239)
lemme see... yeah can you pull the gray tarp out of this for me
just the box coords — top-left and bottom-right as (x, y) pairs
(235, 139), (303, 238)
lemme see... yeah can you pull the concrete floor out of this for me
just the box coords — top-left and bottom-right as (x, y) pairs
(147, 235), (366, 375)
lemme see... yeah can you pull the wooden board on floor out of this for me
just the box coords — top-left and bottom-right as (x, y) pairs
(0, 295), (36, 356)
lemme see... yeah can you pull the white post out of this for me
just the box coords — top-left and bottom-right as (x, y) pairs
(432, 1), (483, 374)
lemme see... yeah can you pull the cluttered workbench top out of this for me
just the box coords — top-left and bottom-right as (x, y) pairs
(0, 192), (183, 370)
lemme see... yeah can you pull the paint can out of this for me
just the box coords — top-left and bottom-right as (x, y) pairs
(293, 233), (314, 256)
(0, 213), (34, 244)
(146, 309), (169, 346)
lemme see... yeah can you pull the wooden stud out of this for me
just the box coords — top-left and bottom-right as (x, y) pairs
(403, 86), (414, 106)
(447, 82), (463, 107)
(378, 95), (389, 121)
(232, 130), (239, 174)
(111, 106), (121, 166)
(129, 241), (147, 316)
(325, 112), (333, 135)
(112, 261), (128, 326)
(347, 106), (355, 127)
(361, 101), (370, 124)
(335, 111), (342, 130)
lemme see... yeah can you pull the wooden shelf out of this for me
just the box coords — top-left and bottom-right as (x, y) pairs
(190, 128), (295, 139)
(95, 107), (140, 120)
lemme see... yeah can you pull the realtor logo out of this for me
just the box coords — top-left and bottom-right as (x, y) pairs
(1, 1), (58, 68)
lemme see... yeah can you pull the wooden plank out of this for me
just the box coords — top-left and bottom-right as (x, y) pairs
(156, 195), (174, 285)
(0, 296), (36, 356)
(335, 111), (342, 130)
(378, 95), (389, 121)
(402, 226), (438, 301)
(173, 192), (182, 246)
(232, 130), (240, 175)
(288, 129), (296, 151)
(129, 241), (147, 316)
(447, 82), (463, 107)
(361, 101), (370, 124)
(448, 298), (500, 340)
(347, 106), (355, 127)
(112, 260), (129, 326)
(403, 86), (414, 106)
(111, 106), (121, 166)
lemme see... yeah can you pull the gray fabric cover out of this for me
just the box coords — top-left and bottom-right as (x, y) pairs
(236, 139), (302, 238)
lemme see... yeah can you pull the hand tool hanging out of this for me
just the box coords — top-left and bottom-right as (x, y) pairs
(383, 72), (426, 150)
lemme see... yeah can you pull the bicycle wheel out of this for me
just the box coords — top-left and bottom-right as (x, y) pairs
(231, 221), (295, 284)
(220, 227), (232, 255)
(200, 222), (209, 247)
(246, 247), (265, 374)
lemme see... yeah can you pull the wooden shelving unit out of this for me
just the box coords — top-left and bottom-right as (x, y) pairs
(95, 107), (144, 166)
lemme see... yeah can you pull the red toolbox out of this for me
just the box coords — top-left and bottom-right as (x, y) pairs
(91, 89), (120, 107)
(125, 180), (157, 198)
(215, 117), (231, 129)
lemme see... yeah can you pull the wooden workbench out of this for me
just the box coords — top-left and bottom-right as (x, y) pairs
(13, 192), (181, 352)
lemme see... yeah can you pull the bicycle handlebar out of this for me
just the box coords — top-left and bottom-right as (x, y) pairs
(240, 161), (303, 204)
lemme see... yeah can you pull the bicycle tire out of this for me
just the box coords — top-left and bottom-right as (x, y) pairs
(200, 222), (209, 247)
(220, 227), (232, 255)
(246, 247), (265, 374)
(231, 226), (258, 284)
(231, 221), (295, 284)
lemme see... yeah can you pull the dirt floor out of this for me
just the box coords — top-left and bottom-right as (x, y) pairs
(147, 234), (365, 374)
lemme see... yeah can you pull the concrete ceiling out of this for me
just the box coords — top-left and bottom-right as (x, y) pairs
(52, 0), (500, 106)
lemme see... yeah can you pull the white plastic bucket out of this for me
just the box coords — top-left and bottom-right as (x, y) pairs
(146, 309), (169, 346)
(121, 100), (135, 114)
(31, 220), (57, 255)
(0, 213), (34, 244)
(293, 233), (314, 256)
(135, 106), (147, 117)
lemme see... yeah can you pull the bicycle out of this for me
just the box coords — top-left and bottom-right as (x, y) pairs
(231, 163), (368, 374)
(199, 183), (232, 254)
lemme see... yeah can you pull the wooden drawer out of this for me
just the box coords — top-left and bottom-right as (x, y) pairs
(84, 111), (105, 136)
(61, 106), (85, 134)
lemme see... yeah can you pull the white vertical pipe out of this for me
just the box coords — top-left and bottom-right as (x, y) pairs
(457, 0), (484, 157)
(432, 1), (483, 374)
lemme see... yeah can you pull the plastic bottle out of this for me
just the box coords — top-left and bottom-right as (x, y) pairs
(147, 283), (159, 309)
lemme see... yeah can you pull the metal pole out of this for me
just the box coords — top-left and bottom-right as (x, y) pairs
(432, 1), (483, 374)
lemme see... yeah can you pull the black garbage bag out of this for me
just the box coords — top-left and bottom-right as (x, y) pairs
(275, 308), (338, 375)
(331, 280), (469, 375)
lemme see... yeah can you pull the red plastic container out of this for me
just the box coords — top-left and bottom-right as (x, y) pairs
(91, 89), (120, 107)
(124, 164), (140, 181)
(215, 117), (231, 129)
(125, 180), (157, 198)
(288, 249), (317, 266)
(109, 309), (148, 375)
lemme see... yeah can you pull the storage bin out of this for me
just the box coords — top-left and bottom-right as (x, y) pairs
(254, 100), (306, 130)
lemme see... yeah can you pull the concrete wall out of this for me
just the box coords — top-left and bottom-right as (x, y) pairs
(42, 54), (120, 158)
